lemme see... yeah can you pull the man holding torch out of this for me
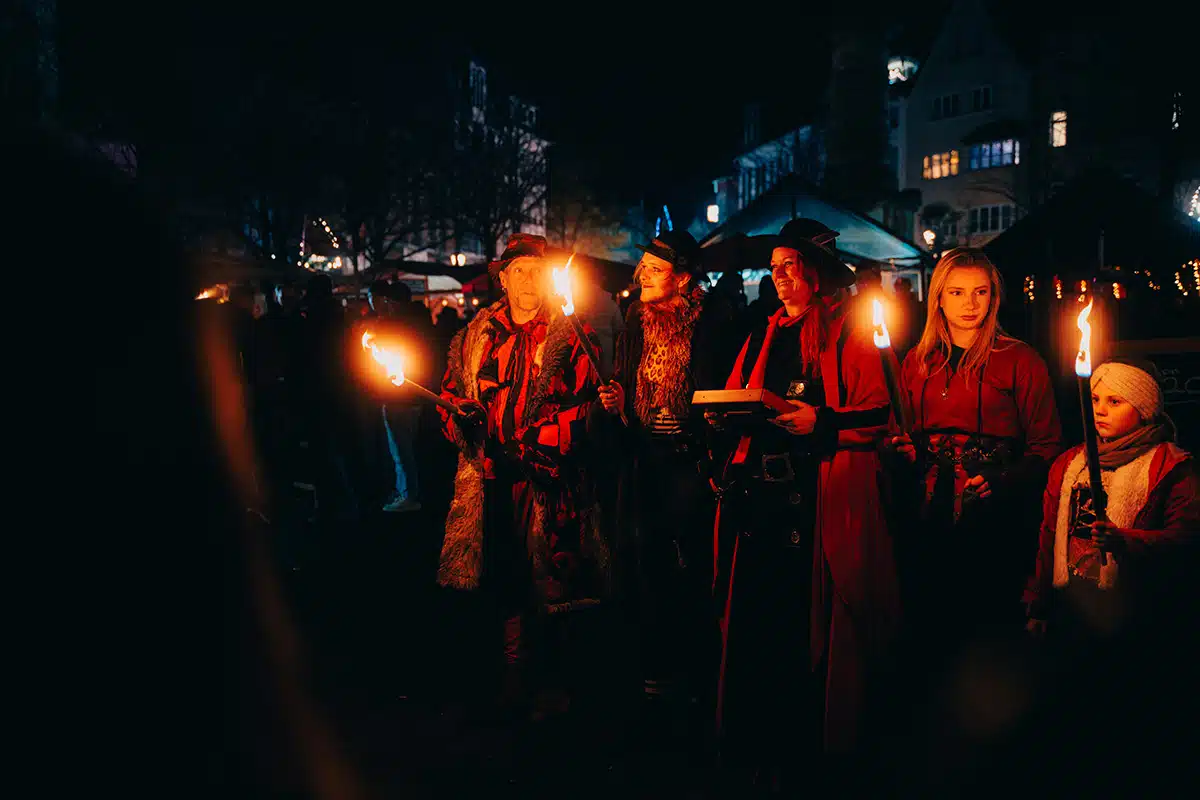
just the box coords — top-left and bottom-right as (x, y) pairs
(435, 233), (609, 720)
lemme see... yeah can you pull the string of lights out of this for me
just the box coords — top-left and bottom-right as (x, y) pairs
(1023, 275), (1036, 302)
(318, 218), (340, 249)
(296, 217), (344, 271)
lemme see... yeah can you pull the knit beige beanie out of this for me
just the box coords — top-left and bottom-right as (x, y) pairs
(1091, 361), (1164, 422)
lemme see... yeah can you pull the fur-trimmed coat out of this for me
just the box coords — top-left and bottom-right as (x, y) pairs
(595, 289), (732, 596)
(436, 300), (609, 611)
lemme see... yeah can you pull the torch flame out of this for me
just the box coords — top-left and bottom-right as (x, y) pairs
(551, 253), (576, 317)
(361, 331), (406, 387)
(871, 298), (891, 349)
(1075, 298), (1094, 378)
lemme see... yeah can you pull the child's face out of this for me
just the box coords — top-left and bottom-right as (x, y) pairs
(1093, 385), (1143, 440)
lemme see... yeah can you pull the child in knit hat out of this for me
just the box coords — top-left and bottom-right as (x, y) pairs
(1024, 359), (1199, 636)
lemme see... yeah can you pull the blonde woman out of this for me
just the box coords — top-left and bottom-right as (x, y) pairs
(890, 248), (1062, 649)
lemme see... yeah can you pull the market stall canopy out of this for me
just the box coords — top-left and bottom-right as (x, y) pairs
(376, 259), (485, 286)
(699, 173), (925, 267)
(985, 169), (1200, 281)
(460, 273), (490, 294)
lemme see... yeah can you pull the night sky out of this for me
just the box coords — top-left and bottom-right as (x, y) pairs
(62, 2), (960, 211)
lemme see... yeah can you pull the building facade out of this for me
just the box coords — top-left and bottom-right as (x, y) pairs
(689, 107), (826, 242)
(903, 0), (1029, 252)
(904, 1), (1188, 257)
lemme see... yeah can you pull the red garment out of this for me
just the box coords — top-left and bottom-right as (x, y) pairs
(1024, 442), (1200, 614)
(898, 338), (1062, 516)
(436, 302), (604, 607)
(715, 308), (901, 753)
(899, 338), (1060, 457)
(438, 305), (594, 479)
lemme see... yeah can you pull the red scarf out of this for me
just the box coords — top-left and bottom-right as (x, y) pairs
(725, 307), (814, 464)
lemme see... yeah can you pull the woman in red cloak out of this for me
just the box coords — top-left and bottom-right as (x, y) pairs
(710, 219), (901, 784)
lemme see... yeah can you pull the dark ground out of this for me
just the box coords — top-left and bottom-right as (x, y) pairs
(238, 403), (1200, 799)
(256, 415), (725, 799)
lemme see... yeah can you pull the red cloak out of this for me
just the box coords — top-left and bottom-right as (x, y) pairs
(715, 308), (901, 753)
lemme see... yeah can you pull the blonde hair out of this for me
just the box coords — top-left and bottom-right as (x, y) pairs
(913, 247), (1010, 379)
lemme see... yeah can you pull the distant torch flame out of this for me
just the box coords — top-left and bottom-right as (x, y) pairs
(195, 285), (226, 302)
(1075, 299), (1094, 378)
(551, 253), (576, 316)
(871, 298), (891, 349)
(362, 331), (405, 387)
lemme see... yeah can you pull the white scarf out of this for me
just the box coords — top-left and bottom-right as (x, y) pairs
(1053, 448), (1157, 590)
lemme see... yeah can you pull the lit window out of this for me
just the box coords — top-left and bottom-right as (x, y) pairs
(707, 204), (720, 224)
(969, 139), (1021, 169)
(923, 151), (960, 180)
(1051, 110), (1067, 147)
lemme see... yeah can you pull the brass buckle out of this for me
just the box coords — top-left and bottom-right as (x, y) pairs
(762, 453), (795, 483)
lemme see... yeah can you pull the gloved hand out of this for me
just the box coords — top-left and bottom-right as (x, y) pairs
(455, 398), (486, 427)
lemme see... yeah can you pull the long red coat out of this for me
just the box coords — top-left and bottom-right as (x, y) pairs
(715, 308), (901, 753)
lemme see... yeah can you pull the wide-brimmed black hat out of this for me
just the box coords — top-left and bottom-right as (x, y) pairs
(777, 217), (839, 249)
(634, 230), (703, 277)
(772, 218), (855, 291)
(488, 232), (548, 277)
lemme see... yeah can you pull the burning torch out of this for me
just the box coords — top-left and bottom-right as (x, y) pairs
(552, 255), (628, 426)
(872, 298), (910, 432)
(361, 332), (463, 416)
(1074, 299), (1108, 565)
